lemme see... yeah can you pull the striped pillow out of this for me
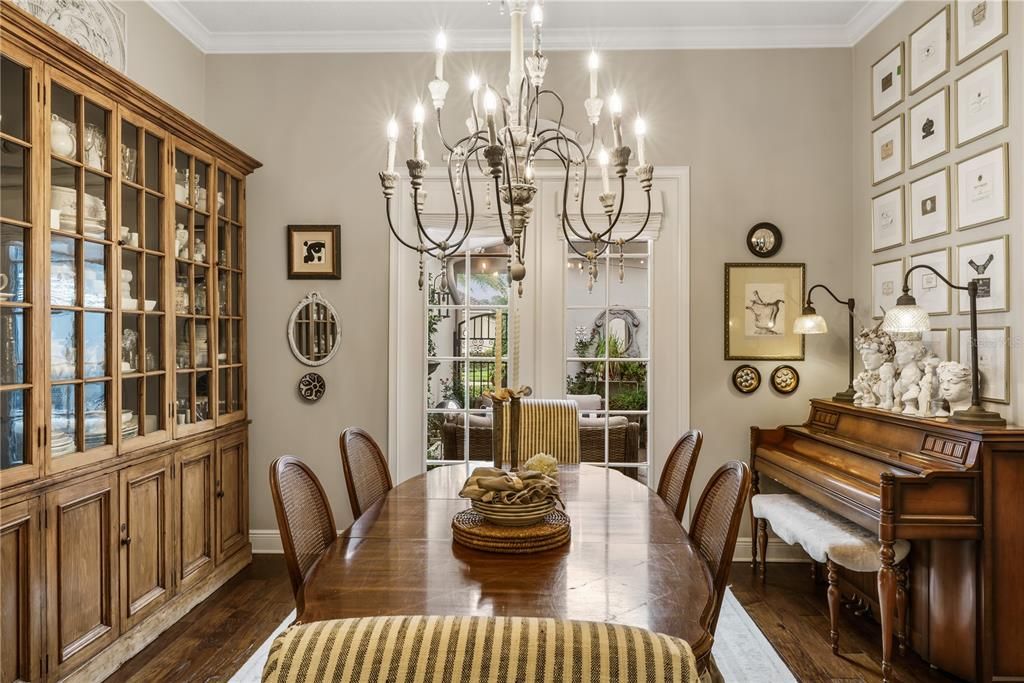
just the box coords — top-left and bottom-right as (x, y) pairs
(261, 615), (698, 682)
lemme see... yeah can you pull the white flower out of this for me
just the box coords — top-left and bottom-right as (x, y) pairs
(521, 453), (558, 478)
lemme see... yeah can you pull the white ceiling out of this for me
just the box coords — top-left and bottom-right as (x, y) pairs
(146, 0), (902, 53)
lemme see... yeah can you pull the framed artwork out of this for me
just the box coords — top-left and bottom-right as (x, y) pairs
(723, 263), (805, 360)
(909, 87), (949, 167)
(922, 328), (950, 361)
(910, 167), (951, 242)
(287, 225), (342, 279)
(957, 235), (1008, 313)
(955, 144), (1008, 230)
(910, 6), (950, 93)
(908, 248), (951, 315)
(956, 0), (1007, 64)
(871, 259), (904, 319)
(958, 326), (1010, 403)
(871, 186), (905, 252)
(872, 115), (904, 185)
(955, 51), (1008, 147)
(872, 43), (904, 119)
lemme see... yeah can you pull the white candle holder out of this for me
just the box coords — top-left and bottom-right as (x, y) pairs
(428, 79), (449, 110)
(584, 97), (604, 126)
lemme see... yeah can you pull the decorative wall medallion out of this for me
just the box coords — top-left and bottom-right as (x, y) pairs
(732, 365), (761, 394)
(297, 372), (326, 402)
(13, 0), (127, 71)
(770, 365), (800, 394)
(746, 222), (783, 258)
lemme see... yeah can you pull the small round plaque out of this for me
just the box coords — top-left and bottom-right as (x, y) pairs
(770, 365), (800, 394)
(298, 372), (326, 402)
(732, 365), (761, 394)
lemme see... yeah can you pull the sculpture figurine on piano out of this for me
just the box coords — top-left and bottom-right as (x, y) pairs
(935, 361), (973, 417)
(853, 322), (896, 408)
(917, 355), (942, 417)
(892, 338), (929, 415)
(876, 362), (896, 411)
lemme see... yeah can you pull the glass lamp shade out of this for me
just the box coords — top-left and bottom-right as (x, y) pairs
(882, 301), (931, 336)
(793, 312), (828, 335)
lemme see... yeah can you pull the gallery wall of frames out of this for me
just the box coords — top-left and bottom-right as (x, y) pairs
(859, 0), (1018, 415)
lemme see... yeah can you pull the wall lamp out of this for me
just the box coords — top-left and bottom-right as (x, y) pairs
(792, 284), (856, 403)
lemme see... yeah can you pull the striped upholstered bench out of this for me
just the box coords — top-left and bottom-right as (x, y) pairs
(261, 615), (699, 682)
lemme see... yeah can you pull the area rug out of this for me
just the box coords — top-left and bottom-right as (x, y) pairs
(228, 588), (794, 682)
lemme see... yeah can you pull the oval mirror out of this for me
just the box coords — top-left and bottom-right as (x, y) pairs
(287, 292), (341, 366)
(746, 222), (783, 258)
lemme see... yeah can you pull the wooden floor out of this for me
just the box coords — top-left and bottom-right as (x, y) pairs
(108, 557), (965, 682)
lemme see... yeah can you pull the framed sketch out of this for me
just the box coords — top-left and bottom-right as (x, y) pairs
(910, 168), (951, 242)
(287, 225), (341, 280)
(871, 186), (905, 252)
(910, 7), (950, 93)
(871, 259), (904, 319)
(956, 0), (1007, 64)
(724, 263), (805, 360)
(955, 51), (1008, 147)
(957, 235), (1008, 313)
(872, 115), (904, 185)
(908, 248), (951, 315)
(909, 87), (949, 167)
(922, 328), (950, 361)
(958, 327), (1010, 403)
(872, 43), (904, 119)
(955, 144), (1008, 230)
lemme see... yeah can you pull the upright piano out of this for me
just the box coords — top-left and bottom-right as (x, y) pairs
(751, 399), (1024, 683)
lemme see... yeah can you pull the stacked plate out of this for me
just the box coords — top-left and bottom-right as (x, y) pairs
(471, 498), (555, 527)
(50, 431), (75, 456)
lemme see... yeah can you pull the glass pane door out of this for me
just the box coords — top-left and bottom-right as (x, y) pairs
(215, 167), (244, 421)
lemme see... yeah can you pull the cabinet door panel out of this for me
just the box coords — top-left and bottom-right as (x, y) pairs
(177, 441), (214, 590)
(120, 456), (172, 630)
(1, 499), (41, 683)
(215, 432), (247, 563)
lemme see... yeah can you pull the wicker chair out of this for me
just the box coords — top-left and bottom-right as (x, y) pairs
(689, 461), (752, 635)
(339, 427), (394, 519)
(269, 456), (337, 607)
(656, 430), (704, 523)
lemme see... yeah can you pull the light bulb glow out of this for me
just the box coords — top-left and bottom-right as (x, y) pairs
(598, 148), (609, 167)
(588, 51), (599, 71)
(468, 73), (481, 92)
(483, 90), (497, 114)
(609, 91), (622, 115)
(435, 31), (447, 53)
(386, 118), (399, 141)
(633, 117), (646, 136)
(412, 102), (425, 124)
(531, 3), (543, 25)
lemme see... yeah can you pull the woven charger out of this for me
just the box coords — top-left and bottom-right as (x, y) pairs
(452, 508), (571, 554)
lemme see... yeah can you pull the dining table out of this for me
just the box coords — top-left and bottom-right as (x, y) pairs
(298, 463), (717, 666)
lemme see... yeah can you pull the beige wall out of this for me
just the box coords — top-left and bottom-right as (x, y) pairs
(202, 48), (853, 535)
(852, 1), (1023, 425)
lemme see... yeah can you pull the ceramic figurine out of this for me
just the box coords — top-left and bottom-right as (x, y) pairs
(853, 322), (896, 408)
(917, 356), (941, 418)
(875, 362), (896, 411)
(937, 361), (973, 415)
(892, 339), (926, 415)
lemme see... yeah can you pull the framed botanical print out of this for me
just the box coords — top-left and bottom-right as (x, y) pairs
(958, 326), (1010, 403)
(871, 186), (905, 252)
(909, 87), (949, 167)
(956, 0), (1007, 64)
(724, 263), (805, 360)
(908, 248), (951, 315)
(955, 144), (1008, 230)
(287, 224), (342, 279)
(872, 115), (904, 185)
(910, 6), (950, 93)
(872, 43), (904, 118)
(955, 51), (1008, 147)
(957, 235), (1008, 313)
(871, 259), (904, 319)
(922, 328), (950, 361)
(910, 167), (951, 242)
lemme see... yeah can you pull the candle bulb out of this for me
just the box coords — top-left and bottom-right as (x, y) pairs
(386, 117), (399, 173)
(609, 91), (623, 149)
(588, 51), (599, 99)
(434, 31), (446, 80)
(633, 116), (647, 166)
(598, 147), (610, 194)
(483, 89), (498, 146)
(531, 3), (543, 56)
(412, 101), (425, 161)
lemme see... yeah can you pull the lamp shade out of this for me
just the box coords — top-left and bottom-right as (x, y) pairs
(793, 312), (828, 335)
(882, 300), (931, 336)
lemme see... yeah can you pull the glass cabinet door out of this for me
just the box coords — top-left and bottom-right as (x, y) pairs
(215, 165), (245, 422)
(46, 73), (116, 471)
(1, 47), (42, 486)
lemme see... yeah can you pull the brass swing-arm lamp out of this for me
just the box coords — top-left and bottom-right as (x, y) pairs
(882, 264), (1005, 427)
(792, 284), (856, 403)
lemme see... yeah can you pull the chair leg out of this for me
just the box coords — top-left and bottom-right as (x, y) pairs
(750, 471), (760, 569)
(826, 559), (840, 655)
(756, 518), (768, 583)
(896, 563), (909, 656)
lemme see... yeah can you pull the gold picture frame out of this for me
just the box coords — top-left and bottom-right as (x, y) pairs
(956, 234), (1009, 314)
(872, 114), (904, 186)
(957, 326), (1011, 404)
(954, 51), (1009, 148)
(724, 263), (805, 360)
(909, 6), (950, 94)
(955, 0), (1008, 64)
(871, 42), (905, 119)
(955, 144), (1009, 231)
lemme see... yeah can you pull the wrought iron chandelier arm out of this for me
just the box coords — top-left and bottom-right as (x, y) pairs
(492, 174), (513, 244)
(446, 156), (477, 253)
(411, 187), (449, 252)
(557, 154), (597, 243)
(612, 187), (653, 245)
(384, 196), (435, 254)
(434, 107), (456, 155)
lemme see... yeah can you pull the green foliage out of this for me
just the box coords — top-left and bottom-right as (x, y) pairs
(608, 388), (647, 411)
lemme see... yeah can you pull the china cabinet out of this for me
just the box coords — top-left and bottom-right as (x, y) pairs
(0, 3), (260, 681)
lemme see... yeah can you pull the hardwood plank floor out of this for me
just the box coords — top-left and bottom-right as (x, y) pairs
(109, 557), (966, 682)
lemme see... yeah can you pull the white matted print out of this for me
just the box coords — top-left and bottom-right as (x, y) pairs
(872, 43), (904, 118)
(922, 328), (950, 361)
(910, 7), (950, 93)
(955, 51), (1008, 147)
(872, 115), (904, 185)
(956, 145), (1008, 230)
(872, 259), (904, 319)
(957, 235), (1008, 313)
(908, 248), (951, 315)
(909, 88), (949, 167)
(956, 0), (1007, 64)
(872, 186), (905, 252)
(958, 327), (1010, 403)
(910, 168), (950, 242)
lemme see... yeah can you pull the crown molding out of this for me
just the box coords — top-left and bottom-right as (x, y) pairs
(145, 1), (903, 54)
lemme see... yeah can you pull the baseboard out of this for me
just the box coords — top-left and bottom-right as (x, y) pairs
(251, 528), (285, 554)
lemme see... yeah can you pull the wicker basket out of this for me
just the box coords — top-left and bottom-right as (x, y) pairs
(452, 509), (571, 554)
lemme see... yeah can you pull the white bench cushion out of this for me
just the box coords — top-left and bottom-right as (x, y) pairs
(752, 493), (910, 572)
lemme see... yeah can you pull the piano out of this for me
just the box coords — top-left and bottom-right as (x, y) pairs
(751, 399), (1024, 683)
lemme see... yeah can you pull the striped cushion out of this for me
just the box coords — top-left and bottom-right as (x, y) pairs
(261, 616), (699, 683)
(496, 399), (581, 465)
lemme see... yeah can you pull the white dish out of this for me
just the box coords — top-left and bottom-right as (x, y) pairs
(144, 299), (157, 311)
(472, 499), (555, 527)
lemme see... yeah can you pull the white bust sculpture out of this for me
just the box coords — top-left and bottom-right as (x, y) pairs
(937, 361), (973, 416)
(892, 339), (927, 415)
(853, 323), (896, 408)
(917, 355), (942, 418)
(875, 362), (896, 411)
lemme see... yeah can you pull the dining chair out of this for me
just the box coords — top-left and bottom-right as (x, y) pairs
(689, 460), (752, 635)
(656, 429), (704, 523)
(269, 456), (337, 605)
(339, 427), (394, 519)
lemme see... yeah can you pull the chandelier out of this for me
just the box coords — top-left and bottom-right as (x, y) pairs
(378, 0), (655, 295)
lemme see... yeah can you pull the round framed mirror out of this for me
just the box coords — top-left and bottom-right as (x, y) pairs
(746, 222), (783, 258)
(287, 292), (341, 366)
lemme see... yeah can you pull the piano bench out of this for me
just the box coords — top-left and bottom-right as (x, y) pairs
(750, 493), (910, 657)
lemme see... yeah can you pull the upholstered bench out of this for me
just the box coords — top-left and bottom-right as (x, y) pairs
(261, 615), (699, 682)
(751, 493), (910, 657)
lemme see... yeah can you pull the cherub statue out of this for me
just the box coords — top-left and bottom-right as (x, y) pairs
(917, 356), (942, 418)
(892, 338), (927, 415)
(875, 362), (896, 411)
(937, 361), (973, 416)
(853, 322), (896, 408)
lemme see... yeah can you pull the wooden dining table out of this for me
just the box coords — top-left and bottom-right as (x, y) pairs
(298, 463), (717, 665)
